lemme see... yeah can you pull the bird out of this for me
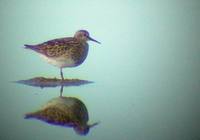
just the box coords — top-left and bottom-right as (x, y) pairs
(24, 30), (100, 80)
(25, 96), (99, 135)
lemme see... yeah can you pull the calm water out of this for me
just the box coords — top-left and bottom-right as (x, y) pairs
(0, 0), (200, 140)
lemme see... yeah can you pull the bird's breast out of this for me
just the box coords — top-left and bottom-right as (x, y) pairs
(40, 54), (75, 68)
(70, 43), (89, 66)
(39, 43), (89, 68)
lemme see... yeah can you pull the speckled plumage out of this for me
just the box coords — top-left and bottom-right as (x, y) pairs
(25, 97), (99, 135)
(25, 37), (89, 67)
(25, 30), (100, 80)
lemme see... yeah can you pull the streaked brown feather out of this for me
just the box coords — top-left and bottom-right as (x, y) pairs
(36, 37), (81, 57)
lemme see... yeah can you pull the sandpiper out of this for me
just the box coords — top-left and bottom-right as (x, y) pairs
(25, 30), (100, 80)
(25, 96), (99, 135)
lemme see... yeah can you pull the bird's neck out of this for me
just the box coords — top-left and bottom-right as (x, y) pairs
(74, 37), (87, 44)
(78, 40), (87, 46)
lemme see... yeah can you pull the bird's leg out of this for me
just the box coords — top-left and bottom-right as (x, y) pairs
(60, 68), (64, 81)
(60, 85), (64, 97)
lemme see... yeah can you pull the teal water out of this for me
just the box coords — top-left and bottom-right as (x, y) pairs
(0, 0), (200, 140)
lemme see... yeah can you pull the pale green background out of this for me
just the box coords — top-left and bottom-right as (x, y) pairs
(0, 0), (199, 140)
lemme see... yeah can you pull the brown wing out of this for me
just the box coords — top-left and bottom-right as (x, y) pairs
(25, 107), (73, 126)
(36, 37), (81, 57)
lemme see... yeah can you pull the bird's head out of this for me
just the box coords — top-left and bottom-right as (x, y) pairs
(74, 30), (101, 44)
(73, 122), (99, 135)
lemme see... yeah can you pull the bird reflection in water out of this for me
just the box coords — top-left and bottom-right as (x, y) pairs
(16, 77), (99, 135)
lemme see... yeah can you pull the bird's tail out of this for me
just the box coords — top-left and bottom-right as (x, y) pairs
(24, 111), (41, 119)
(24, 44), (34, 49)
(24, 44), (39, 52)
(24, 112), (35, 119)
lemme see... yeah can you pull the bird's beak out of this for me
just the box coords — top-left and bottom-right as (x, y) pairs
(89, 122), (100, 128)
(88, 36), (101, 44)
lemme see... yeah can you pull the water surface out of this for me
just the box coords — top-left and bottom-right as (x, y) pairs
(0, 0), (199, 140)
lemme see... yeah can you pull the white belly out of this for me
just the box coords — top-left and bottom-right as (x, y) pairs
(40, 54), (75, 68)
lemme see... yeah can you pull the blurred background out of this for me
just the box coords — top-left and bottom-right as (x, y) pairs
(0, 0), (199, 140)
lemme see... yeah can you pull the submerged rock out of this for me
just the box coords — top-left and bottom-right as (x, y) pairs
(25, 96), (99, 135)
(16, 77), (93, 88)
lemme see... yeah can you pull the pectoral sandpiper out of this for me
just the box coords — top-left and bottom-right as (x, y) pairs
(25, 30), (100, 80)
(25, 96), (99, 135)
